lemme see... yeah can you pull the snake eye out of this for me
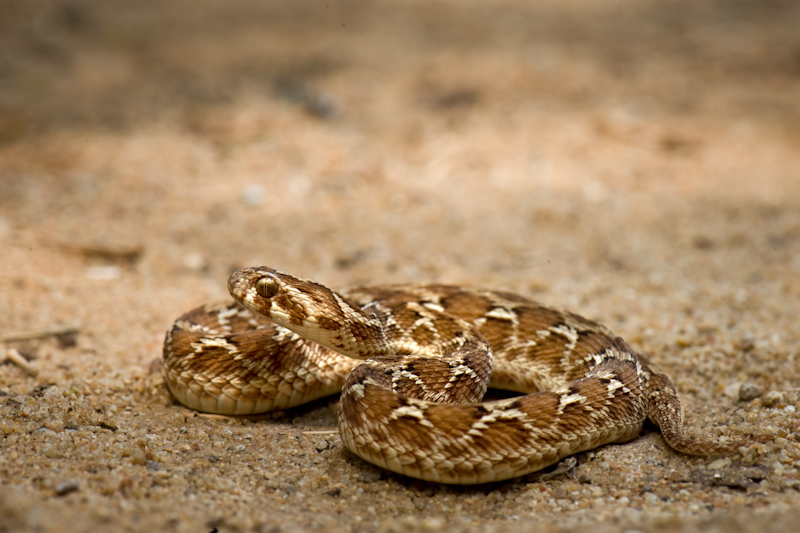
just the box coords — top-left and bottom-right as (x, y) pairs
(255, 276), (280, 299)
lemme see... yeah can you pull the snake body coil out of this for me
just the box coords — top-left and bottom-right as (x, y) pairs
(163, 266), (763, 484)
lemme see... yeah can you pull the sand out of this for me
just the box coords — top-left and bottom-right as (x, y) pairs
(1, 0), (799, 531)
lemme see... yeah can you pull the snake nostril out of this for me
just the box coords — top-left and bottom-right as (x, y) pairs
(256, 276), (280, 299)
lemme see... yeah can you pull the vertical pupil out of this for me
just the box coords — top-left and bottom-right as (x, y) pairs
(257, 278), (278, 298)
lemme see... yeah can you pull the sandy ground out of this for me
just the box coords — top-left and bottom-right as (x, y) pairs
(1, 0), (800, 531)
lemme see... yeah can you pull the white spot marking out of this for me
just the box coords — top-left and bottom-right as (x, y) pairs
(550, 324), (579, 351)
(192, 338), (239, 354)
(422, 302), (445, 313)
(347, 382), (366, 400)
(485, 307), (517, 321)
(216, 306), (240, 326)
(390, 404), (434, 428)
(559, 393), (587, 408)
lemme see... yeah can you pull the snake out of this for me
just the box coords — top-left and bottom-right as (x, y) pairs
(162, 266), (766, 484)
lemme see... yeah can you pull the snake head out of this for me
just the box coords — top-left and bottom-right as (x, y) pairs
(228, 266), (386, 358)
(227, 266), (304, 325)
(227, 266), (362, 334)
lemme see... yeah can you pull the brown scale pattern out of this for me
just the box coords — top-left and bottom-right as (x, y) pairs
(163, 266), (771, 484)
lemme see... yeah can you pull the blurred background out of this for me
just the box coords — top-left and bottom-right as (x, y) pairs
(2, 0), (798, 290)
(3, 0), (799, 333)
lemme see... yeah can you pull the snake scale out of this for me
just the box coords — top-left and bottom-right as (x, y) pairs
(162, 266), (765, 484)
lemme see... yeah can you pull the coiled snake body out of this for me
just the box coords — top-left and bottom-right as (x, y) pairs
(163, 266), (761, 484)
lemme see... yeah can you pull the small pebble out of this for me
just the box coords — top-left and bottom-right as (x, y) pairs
(643, 492), (660, 505)
(762, 391), (785, 408)
(85, 265), (121, 280)
(707, 459), (728, 470)
(357, 469), (382, 483)
(54, 480), (80, 496)
(130, 448), (146, 465)
(182, 252), (207, 271)
(241, 184), (265, 206)
(738, 382), (763, 401)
